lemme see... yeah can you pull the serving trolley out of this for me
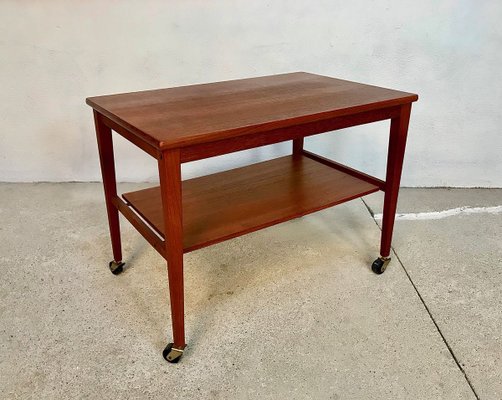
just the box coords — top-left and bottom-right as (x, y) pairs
(87, 72), (418, 362)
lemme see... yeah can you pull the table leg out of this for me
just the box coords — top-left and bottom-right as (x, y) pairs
(292, 137), (304, 156)
(158, 149), (186, 363)
(372, 104), (412, 274)
(94, 111), (124, 275)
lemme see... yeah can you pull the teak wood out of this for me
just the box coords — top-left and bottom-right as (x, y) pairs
(122, 155), (380, 252)
(88, 72), (418, 362)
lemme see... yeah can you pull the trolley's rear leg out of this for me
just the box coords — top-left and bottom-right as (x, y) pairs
(94, 111), (124, 275)
(372, 104), (411, 274)
(292, 137), (304, 156)
(159, 149), (186, 363)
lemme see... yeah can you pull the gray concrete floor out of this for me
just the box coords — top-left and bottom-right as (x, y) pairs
(0, 184), (500, 399)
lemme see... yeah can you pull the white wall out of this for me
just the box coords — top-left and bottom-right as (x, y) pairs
(1, 1), (501, 186)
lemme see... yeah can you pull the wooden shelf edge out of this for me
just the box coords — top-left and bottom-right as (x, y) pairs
(302, 150), (385, 190)
(122, 155), (381, 253)
(183, 185), (379, 253)
(112, 196), (166, 258)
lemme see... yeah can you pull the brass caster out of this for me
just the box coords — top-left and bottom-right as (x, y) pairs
(162, 343), (185, 363)
(109, 260), (125, 275)
(371, 256), (390, 275)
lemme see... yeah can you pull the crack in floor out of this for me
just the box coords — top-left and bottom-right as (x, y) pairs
(361, 197), (481, 400)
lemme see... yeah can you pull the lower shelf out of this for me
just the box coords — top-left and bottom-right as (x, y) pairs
(122, 154), (379, 253)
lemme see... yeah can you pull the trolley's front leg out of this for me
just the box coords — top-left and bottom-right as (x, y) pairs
(158, 149), (186, 363)
(94, 111), (124, 275)
(372, 104), (412, 274)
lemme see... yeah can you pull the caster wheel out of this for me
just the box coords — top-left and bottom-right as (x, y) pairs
(109, 260), (125, 275)
(162, 343), (185, 363)
(371, 257), (390, 275)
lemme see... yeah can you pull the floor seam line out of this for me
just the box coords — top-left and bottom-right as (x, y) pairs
(360, 198), (481, 400)
(372, 205), (502, 221)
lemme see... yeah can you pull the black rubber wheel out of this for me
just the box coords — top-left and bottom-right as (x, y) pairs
(162, 343), (183, 363)
(109, 261), (125, 275)
(371, 258), (387, 275)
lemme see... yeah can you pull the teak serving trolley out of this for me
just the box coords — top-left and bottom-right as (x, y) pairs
(87, 72), (418, 363)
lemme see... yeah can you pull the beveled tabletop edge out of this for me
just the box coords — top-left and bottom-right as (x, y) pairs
(87, 99), (163, 150)
(86, 72), (418, 150)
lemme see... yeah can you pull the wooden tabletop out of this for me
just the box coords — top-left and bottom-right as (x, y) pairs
(87, 72), (418, 150)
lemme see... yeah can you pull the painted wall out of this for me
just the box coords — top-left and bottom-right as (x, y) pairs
(1, 1), (501, 186)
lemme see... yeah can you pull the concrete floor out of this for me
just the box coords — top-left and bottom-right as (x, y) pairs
(0, 184), (500, 399)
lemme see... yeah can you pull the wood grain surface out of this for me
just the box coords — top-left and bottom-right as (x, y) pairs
(87, 72), (417, 150)
(122, 155), (379, 252)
